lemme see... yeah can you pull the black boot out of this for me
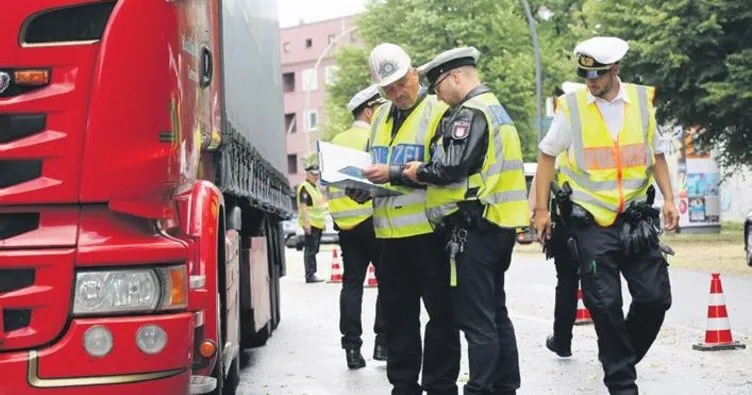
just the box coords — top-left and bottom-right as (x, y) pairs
(346, 348), (366, 369)
(546, 334), (572, 357)
(373, 337), (387, 361)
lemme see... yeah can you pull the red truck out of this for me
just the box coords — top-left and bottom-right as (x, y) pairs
(0, 1), (292, 394)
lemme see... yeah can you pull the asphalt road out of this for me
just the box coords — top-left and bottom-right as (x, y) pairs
(237, 245), (752, 395)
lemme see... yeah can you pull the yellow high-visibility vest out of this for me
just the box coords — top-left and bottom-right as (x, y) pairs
(297, 181), (326, 229)
(369, 95), (448, 239)
(425, 92), (530, 229)
(328, 125), (373, 230)
(556, 83), (657, 227)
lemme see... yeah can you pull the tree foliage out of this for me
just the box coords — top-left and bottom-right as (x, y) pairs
(584, 0), (752, 169)
(322, 0), (578, 161)
(322, 0), (752, 169)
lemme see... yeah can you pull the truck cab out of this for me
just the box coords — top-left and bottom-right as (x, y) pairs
(0, 2), (290, 394)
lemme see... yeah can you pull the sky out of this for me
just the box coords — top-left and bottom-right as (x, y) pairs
(277, 0), (368, 27)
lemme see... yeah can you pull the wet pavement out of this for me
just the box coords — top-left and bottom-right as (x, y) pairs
(238, 245), (752, 395)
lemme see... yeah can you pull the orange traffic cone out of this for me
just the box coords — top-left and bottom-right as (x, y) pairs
(693, 273), (746, 351)
(327, 249), (343, 283)
(574, 285), (593, 325)
(364, 264), (378, 288)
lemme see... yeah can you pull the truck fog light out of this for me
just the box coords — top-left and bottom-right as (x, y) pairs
(84, 325), (113, 357)
(136, 325), (167, 354)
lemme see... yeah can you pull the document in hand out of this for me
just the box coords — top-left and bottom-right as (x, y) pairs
(316, 141), (403, 197)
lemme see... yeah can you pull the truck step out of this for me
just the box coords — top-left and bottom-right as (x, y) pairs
(189, 375), (217, 394)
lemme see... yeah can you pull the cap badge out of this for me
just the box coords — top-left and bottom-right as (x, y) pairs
(379, 61), (397, 78)
(579, 55), (595, 67)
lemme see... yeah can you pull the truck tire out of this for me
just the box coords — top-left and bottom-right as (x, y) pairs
(268, 220), (282, 330)
(213, 226), (241, 395)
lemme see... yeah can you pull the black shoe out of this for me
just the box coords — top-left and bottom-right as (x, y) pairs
(373, 339), (387, 361)
(546, 334), (572, 357)
(346, 348), (366, 369)
(305, 276), (324, 283)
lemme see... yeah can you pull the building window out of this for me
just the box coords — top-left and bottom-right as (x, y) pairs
(282, 72), (295, 92)
(282, 41), (290, 53)
(305, 38), (312, 48)
(304, 110), (318, 132)
(328, 34), (336, 45)
(284, 113), (296, 134)
(324, 65), (339, 86)
(301, 68), (318, 91)
(287, 154), (298, 174)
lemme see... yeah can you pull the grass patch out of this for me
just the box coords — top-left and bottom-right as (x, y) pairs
(514, 228), (750, 276)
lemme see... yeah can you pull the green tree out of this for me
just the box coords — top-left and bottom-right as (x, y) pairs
(321, 0), (581, 161)
(320, 46), (372, 142)
(586, 0), (752, 170)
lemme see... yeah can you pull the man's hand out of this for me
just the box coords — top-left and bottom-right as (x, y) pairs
(403, 161), (422, 183)
(346, 188), (372, 204)
(662, 201), (679, 231)
(303, 224), (311, 235)
(363, 164), (390, 184)
(533, 209), (552, 243)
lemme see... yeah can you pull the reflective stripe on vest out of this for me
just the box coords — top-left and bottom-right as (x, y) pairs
(369, 96), (448, 239)
(556, 83), (655, 227)
(425, 92), (530, 229)
(297, 181), (326, 229)
(327, 126), (373, 230)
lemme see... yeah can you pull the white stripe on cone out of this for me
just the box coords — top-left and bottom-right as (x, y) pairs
(705, 317), (733, 331)
(708, 293), (726, 306)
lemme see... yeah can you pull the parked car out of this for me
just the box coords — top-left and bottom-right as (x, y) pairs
(745, 210), (752, 266)
(282, 217), (297, 243)
(284, 213), (339, 250)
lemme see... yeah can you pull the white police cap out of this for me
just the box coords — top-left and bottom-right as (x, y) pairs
(573, 36), (628, 78)
(346, 84), (384, 113)
(421, 46), (480, 87)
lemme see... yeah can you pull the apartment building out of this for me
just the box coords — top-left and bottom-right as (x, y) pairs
(279, 15), (361, 185)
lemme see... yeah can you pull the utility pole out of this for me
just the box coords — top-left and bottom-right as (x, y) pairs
(519, 0), (544, 144)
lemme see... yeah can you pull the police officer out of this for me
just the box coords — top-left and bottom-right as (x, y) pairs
(297, 159), (327, 283)
(533, 36), (678, 395)
(530, 170), (579, 358)
(403, 47), (530, 395)
(328, 84), (387, 369)
(529, 84), (582, 358)
(357, 42), (461, 395)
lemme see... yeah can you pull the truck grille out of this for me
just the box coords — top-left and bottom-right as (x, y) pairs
(0, 213), (40, 241)
(0, 113), (46, 144)
(0, 249), (74, 351)
(4, 309), (31, 332)
(0, 160), (42, 189)
(0, 269), (35, 293)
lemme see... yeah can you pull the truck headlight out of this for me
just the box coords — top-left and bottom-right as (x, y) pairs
(73, 265), (187, 315)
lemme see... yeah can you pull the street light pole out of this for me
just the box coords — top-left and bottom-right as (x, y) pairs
(519, 0), (544, 144)
(303, 25), (358, 155)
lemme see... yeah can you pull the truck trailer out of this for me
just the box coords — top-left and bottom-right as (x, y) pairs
(0, 1), (292, 394)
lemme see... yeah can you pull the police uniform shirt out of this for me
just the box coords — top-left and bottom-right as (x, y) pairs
(387, 86), (428, 137)
(416, 85), (489, 185)
(538, 77), (666, 158)
(351, 120), (370, 130)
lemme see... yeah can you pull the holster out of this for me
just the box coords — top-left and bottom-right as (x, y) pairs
(620, 186), (662, 256)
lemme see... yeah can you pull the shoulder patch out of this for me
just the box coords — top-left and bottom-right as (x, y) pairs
(451, 120), (471, 140)
(487, 104), (513, 125)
